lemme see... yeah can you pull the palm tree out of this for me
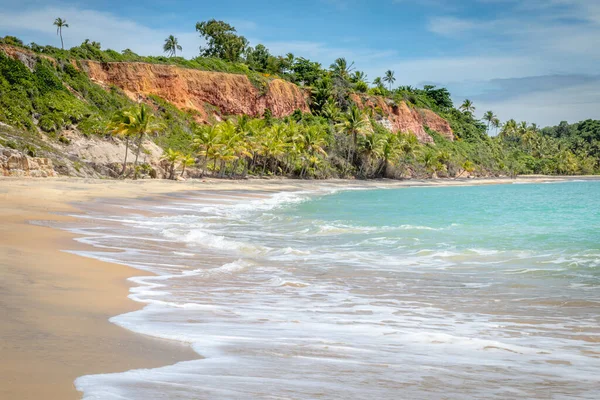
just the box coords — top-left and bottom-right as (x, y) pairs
(378, 132), (400, 177)
(459, 99), (475, 114)
(492, 117), (501, 135)
(483, 111), (496, 134)
(351, 71), (368, 84)
(161, 148), (181, 179)
(373, 77), (384, 89)
(383, 70), (396, 91)
(179, 154), (196, 177)
(125, 104), (163, 179)
(163, 35), (182, 57)
(53, 18), (69, 50)
(336, 105), (372, 166)
(194, 124), (222, 175)
(330, 58), (355, 79)
(501, 119), (518, 139)
(108, 110), (135, 176)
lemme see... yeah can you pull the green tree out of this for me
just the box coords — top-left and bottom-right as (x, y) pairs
(53, 18), (69, 50)
(336, 105), (372, 166)
(330, 58), (355, 80)
(459, 99), (475, 114)
(179, 154), (196, 177)
(108, 109), (135, 176)
(483, 110), (496, 134)
(161, 148), (181, 179)
(245, 44), (271, 72)
(124, 104), (163, 179)
(383, 70), (396, 91)
(163, 35), (182, 57)
(195, 19), (248, 62)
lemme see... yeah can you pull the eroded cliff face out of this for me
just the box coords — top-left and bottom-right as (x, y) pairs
(1, 148), (57, 177)
(350, 94), (453, 143)
(79, 61), (309, 121)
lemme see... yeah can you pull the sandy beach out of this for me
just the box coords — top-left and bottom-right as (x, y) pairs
(1, 175), (597, 399)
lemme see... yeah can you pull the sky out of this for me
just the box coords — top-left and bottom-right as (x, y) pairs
(1, 0), (599, 127)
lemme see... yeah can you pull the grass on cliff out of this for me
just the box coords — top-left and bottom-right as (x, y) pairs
(1, 36), (272, 92)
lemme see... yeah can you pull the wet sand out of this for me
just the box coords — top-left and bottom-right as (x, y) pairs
(0, 175), (596, 399)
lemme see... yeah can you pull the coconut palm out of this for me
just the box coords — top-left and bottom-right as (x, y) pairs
(483, 111), (496, 134)
(336, 105), (372, 166)
(161, 148), (181, 179)
(108, 109), (136, 176)
(194, 124), (222, 175)
(492, 117), (501, 135)
(373, 77), (384, 89)
(53, 18), (69, 50)
(350, 71), (368, 84)
(330, 58), (355, 79)
(163, 35), (182, 57)
(383, 70), (396, 91)
(501, 119), (518, 139)
(378, 132), (400, 177)
(459, 99), (475, 114)
(179, 154), (196, 177)
(122, 104), (163, 179)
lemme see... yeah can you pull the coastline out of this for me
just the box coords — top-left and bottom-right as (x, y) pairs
(1, 175), (598, 399)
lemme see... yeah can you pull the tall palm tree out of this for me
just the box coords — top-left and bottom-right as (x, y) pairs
(383, 70), (396, 91)
(194, 124), (222, 175)
(108, 110), (135, 176)
(53, 18), (69, 50)
(459, 99), (475, 114)
(492, 117), (501, 135)
(483, 110), (496, 134)
(125, 104), (163, 179)
(163, 35), (182, 57)
(336, 105), (372, 166)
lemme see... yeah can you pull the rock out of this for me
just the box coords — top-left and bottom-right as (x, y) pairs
(350, 94), (454, 143)
(0, 148), (57, 177)
(79, 60), (309, 122)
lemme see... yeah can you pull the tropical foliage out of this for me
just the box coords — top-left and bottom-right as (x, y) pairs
(0, 26), (598, 180)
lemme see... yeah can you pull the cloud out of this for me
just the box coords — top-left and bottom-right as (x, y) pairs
(1, 2), (598, 126)
(472, 78), (600, 126)
(0, 6), (201, 56)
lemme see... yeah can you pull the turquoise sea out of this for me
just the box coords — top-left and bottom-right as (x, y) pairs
(71, 181), (599, 399)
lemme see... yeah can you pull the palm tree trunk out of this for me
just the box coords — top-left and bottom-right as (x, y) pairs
(180, 164), (186, 177)
(133, 134), (143, 180)
(60, 28), (64, 50)
(120, 136), (130, 177)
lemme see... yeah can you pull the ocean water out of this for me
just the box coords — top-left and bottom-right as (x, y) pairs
(70, 181), (600, 399)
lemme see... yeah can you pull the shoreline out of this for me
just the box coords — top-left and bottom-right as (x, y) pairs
(1, 175), (598, 399)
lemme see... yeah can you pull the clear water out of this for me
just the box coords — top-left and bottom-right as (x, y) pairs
(71, 181), (600, 399)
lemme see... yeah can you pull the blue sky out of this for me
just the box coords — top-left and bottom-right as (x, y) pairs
(1, 0), (599, 127)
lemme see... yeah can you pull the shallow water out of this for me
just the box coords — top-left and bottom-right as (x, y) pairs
(70, 182), (599, 399)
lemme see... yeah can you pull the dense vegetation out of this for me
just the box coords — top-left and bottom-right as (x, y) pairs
(0, 23), (598, 179)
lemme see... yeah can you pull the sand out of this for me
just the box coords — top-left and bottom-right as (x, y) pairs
(0, 175), (596, 399)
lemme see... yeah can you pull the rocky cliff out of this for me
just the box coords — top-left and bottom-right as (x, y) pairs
(350, 94), (454, 143)
(1, 148), (57, 177)
(79, 60), (309, 121)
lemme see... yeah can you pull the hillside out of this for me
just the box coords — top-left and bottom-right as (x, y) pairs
(0, 32), (598, 179)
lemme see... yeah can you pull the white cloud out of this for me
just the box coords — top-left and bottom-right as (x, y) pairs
(473, 79), (600, 126)
(1, 3), (598, 126)
(0, 6), (201, 56)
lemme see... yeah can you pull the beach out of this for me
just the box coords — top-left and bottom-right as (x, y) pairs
(1, 175), (598, 399)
